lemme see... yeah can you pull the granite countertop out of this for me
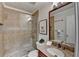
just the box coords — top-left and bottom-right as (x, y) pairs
(37, 42), (74, 57)
(52, 45), (74, 57)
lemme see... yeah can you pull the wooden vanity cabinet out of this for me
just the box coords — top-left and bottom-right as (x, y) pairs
(38, 50), (47, 57)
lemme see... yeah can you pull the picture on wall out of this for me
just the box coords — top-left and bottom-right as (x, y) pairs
(39, 19), (47, 35)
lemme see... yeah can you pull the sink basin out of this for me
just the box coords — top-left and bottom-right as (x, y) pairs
(47, 48), (65, 57)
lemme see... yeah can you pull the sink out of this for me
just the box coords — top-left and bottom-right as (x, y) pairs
(47, 48), (65, 57)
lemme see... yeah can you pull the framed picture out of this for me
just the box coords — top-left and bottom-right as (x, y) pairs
(39, 19), (47, 35)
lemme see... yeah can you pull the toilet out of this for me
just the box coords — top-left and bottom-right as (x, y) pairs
(28, 50), (38, 57)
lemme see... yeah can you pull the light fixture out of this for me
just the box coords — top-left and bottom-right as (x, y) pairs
(27, 17), (31, 21)
(53, 2), (59, 6)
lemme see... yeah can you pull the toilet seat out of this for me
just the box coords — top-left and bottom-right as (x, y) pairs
(28, 50), (38, 57)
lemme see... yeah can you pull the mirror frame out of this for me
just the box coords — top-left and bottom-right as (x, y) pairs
(49, 2), (72, 40)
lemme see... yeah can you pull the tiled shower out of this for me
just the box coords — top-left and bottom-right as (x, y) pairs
(0, 5), (33, 57)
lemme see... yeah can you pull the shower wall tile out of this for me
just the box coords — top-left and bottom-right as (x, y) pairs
(0, 32), (4, 56)
(3, 8), (32, 56)
(0, 4), (3, 23)
(0, 4), (4, 57)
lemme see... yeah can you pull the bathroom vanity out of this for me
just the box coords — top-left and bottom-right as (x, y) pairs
(37, 41), (74, 57)
(38, 50), (47, 57)
(37, 2), (75, 57)
(48, 2), (75, 57)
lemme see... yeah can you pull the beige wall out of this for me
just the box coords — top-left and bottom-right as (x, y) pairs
(38, 4), (53, 42)
(32, 11), (39, 48)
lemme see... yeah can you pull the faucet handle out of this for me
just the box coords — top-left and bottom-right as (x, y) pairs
(54, 55), (58, 57)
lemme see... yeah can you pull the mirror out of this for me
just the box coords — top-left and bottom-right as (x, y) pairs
(49, 2), (75, 55)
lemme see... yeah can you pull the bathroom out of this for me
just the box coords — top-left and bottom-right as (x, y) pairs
(0, 2), (79, 57)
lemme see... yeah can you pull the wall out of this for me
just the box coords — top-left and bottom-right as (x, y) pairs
(38, 4), (53, 42)
(75, 2), (79, 57)
(32, 11), (39, 48)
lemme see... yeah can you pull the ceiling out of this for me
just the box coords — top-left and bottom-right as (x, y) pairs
(4, 2), (53, 14)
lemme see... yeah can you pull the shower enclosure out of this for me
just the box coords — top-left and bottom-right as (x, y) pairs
(0, 5), (33, 57)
